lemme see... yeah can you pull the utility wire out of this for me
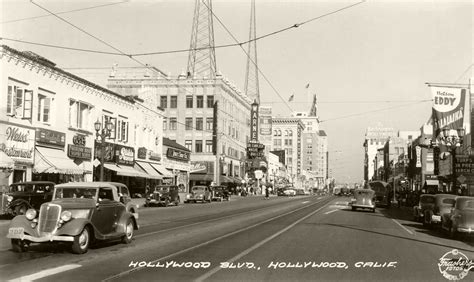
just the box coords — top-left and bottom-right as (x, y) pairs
(203, 1), (293, 112)
(454, 63), (474, 83)
(320, 100), (431, 123)
(2, 1), (129, 24)
(263, 99), (432, 104)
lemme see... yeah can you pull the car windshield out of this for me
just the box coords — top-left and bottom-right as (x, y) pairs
(420, 196), (435, 203)
(10, 184), (34, 193)
(456, 199), (474, 210)
(355, 190), (374, 197)
(441, 198), (455, 206)
(54, 187), (98, 199)
(192, 187), (205, 192)
(156, 187), (169, 192)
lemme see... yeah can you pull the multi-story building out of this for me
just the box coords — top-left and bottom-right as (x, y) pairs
(107, 70), (252, 188)
(363, 125), (397, 182)
(0, 45), (165, 194)
(272, 118), (304, 187)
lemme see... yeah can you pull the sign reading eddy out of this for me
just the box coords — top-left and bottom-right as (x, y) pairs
(431, 87), (469, 137)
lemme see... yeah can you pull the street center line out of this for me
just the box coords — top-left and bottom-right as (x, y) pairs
(195, 201), (332, 282)
(324, 209), (338, 215)
(9, 264), (82, 282)
(102, 198), (331, 281)
(302, 201), (309, 204)
(391, 219), (414, 235)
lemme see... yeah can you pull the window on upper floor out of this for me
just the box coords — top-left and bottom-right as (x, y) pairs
(163, 119), (167, 130)
(185, 140), (192, 151)
(206, 118), (213, 131)
(196, 95), (204, 108)
(160, 96), (167, 108)
(185, 118), (193, 130)
(205, 140), (213, 153)
(7, 78), (32, 120)
(196, 118), (203, 130)
(186, 96), (193, 108)
(169, 118), (177, 130)
(195, 140), (203, 153)
(37, 88), (54, 124)
(207, 95), (214, 108)
(117, 117), (129, 142)
(69, 99), (92, 130)
(170, 96), (177, 108)
(102, 113), (117, 139)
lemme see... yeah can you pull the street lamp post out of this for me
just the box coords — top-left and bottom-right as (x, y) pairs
(94, 119), (113, 181)
(218, 153), (226, 185)
(439, 127), (465, 194)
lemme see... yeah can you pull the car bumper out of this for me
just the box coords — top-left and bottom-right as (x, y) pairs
(7, 232), (74, 242)
(456, 226), (474, 234)
(431, 215), (441, 223)
(352, 204), (375, 209)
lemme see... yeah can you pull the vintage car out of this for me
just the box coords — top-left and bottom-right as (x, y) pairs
(211, 185), (230, 201)
(350, 189), (375, 212)
(413, 194), (435, 222)
(145, 185), (180, 207)
(368, 181), (390, 207)
(106, 182), (139, 218)
(423, 194), (456, 228)
(441, 196), (474, 238)
(276, 188), (287, 196)
(0, 181), (55, 216)
(184, 186), (212, 203)
(295, 189), (306, 196)
(283, 189), (296, 196)
(7, 182), (138, 254)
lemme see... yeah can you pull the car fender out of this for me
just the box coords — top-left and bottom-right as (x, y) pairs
(116, 212), (139, 233)
(9, 199), (31, 210)
(9, 215), (34, 232)
(57, 218), (92, 237)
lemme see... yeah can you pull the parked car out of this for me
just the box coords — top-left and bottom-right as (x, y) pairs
(295, 189), (306, 196)
(184, 186), (212, 203)
(106, 182), (139, 218)
(276, 188), (287, 196)
(7, 182), (138, 254)
(441, 196), (474, 238)
(368, 181), (390, 207)
(413, 194), (435, 222)
(211, 185), (230, 201)
(423, 194), (456, 228)
(145, 185), (180, 207)
(283, 189), (296, 196)
(350, 189), (375, 212)
(0, 181), (55, 216)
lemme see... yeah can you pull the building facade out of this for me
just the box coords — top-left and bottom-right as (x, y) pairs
(363, 125), (397, 182)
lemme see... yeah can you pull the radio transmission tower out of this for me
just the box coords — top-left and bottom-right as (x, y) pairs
(244, 0), (260, 104)
(186, 0), (217, 79)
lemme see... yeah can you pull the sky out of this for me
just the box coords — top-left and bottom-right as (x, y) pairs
(1, 0), (472, 183)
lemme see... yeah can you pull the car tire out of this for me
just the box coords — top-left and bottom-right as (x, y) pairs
(175, 197), (180, 206)
(11, 239), (29, 252)
(351, 206), (356, 211)
(164, 198), (170, 207)
(121, 218), (134, 244)
(72, 226), (90, 254)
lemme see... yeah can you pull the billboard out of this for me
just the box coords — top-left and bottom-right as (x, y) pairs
(431, 86), (469, 138)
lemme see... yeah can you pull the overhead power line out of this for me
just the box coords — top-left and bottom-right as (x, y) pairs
(262, 99), (432, 104)
(1, 1), (129, 24)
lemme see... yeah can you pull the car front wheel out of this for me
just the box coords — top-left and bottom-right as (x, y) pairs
(11, 239), (30, 252)
(72, 226), (90, 254)
(122, 218), (134, 244)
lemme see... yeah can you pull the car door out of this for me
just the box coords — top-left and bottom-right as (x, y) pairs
(91, 187), (119, 235)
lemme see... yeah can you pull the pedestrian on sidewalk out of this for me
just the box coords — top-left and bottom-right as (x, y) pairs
(264, 185), (269, 199)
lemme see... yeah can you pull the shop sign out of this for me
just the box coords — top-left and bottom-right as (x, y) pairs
(115, 144), (135, 165)
(72, 134), (86, 146)
(416, 146), (421, 167)
(137, 147), (147, 159)
(94, 141), (114, 162)
(455, 155), (474, 174)
(149, 151), (161, 161)
(35, 128), (65, 148)
(190, 162), (207, 173)
(166, 148), (190, 161)
(67, 144), (92, 160)
(0, 125), (34, 164)
(250, 102), (259, 142)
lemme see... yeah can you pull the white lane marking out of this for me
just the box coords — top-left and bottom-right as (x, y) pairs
(195, 201), (332, 282)
(302, 201), (309, 204)
(317, 197), (322, 200)
(391, 219), (414, 235)
(103, 198), (330, 281)
(324, 209), (338, 215)
(9, 264), (82, 282)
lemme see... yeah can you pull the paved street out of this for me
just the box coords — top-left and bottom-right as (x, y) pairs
(0, 195), (472, 282)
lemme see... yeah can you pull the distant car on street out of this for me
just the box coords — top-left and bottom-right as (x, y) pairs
(283, 189), (296, 196)
(413, 194), (435, 222)
(350, 189), (375, 212)
(441, 196), (474, 238)
(368, 181), (390, 207)
(1, 181), (55, 217)
(211, 185), (230, 201)
(145, 185), (180, 207)
(184, 186), (212, 203)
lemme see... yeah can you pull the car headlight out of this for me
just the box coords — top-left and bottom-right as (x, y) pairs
(25, 209), (37, 220)
(7, 195), (13, 202)
(186, 194), (191, 199)
(60, 210), (72, 222)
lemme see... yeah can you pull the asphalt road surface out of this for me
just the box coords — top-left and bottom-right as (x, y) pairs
(0, 195), (472, 282)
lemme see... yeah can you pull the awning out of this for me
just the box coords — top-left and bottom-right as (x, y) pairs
(425, 180), (439, 186)
(104, 163), (149, 178)
(136, 161), (163, 180)
(150, 163), (174, 178)
(189, 174), (214, 182)
(34, 147), (90, 175)
(220, 175), (234, 184)
(233, 176), (243, 184)
(0, 151), (14, 169)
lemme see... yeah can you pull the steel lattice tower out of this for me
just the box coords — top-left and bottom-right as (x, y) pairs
(186, 0), (217, 79)
(244, 0), (260, 104)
